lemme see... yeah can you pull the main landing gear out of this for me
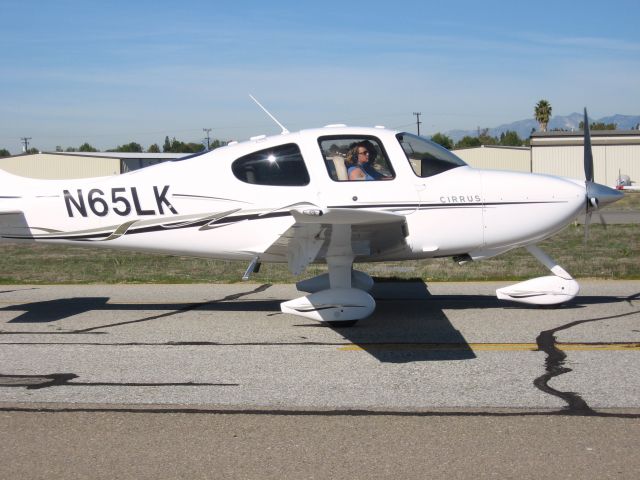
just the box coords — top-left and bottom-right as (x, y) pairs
(280, 255), (375, 327)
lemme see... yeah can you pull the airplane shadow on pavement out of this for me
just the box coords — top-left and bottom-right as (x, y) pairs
(323, 282), (478, 363)
(1, 285), (477, 363)
(4, 297), (111, 323)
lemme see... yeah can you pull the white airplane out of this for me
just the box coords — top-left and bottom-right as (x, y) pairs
(0, 109), (622, 326)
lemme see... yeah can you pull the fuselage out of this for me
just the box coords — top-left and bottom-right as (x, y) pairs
(0, 126), (587, 264)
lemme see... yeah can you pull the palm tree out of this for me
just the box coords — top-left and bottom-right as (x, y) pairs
(534, 100), (552, 132)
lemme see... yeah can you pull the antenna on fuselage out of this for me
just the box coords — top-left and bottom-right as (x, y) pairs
(249, 94), (290, 134)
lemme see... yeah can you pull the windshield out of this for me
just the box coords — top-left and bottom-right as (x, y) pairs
(396, 132), (466, 178)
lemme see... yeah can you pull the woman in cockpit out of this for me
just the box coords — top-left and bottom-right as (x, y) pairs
(346, 141), (381, 181)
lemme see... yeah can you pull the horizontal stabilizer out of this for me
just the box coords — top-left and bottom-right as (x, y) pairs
(0, 211), (30, 241)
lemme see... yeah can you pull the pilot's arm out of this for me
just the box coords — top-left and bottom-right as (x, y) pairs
(348, 167), (367, 181)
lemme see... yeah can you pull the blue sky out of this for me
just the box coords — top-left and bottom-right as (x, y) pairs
(1, 0), (639, 153)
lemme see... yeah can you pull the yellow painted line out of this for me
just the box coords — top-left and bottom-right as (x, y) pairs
(338, 343), (640, 352)
(557, 343), (640, 351)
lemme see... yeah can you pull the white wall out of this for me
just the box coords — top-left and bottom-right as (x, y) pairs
(452, 146), (530, 172)
(532, 144), (640, 186)
(0, 153), (119, 179)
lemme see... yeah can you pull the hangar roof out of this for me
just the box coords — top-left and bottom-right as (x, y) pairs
(531, 129), (640, 146)
(44, 151), (187, 159)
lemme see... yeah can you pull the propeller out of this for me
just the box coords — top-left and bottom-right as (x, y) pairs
(583, 108), (596, 241)
(582, 108), (621, 242)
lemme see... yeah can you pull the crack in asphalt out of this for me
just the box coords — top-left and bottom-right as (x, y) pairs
(533, 293), (640, 415)
(0, 284), (272, 335)
(75, 283), (273, 333)
(0, 405), (639, 418)
(0, 373), (238, 389)
(626, 292), (640, 306)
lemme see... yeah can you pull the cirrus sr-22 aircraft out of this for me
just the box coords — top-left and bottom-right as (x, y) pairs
(0, 108), (622, 326)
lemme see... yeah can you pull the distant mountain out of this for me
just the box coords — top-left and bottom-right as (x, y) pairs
(597, 114), (640, 129)
(444, 113), (640, 143)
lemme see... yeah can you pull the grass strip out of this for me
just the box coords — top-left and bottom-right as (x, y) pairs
(0, 223), (637, 284)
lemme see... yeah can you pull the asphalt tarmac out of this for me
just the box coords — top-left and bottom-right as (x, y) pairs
(576, 210), (640, 224)
(1, 281), (639, 479)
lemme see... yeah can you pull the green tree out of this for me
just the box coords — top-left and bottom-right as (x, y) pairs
(163, 136), (171, 152)
(454, 136), (481, 149)
(0, 148), (11, 157)
(578, 121), (616, 130)
(109, 142), (143, 153)
(534, 99), (552, 132)
(430, 132), (454, 150)
(164, 137), (205, 153)
(78, 142), (98, 152)
(147, 143), (161, 153)
(499, 130), (523, 146)
(25, 148), (39, 154)
(477, 128), (498, 146)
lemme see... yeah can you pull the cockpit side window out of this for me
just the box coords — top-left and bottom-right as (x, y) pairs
(396, 133), (466, 178)
(232, 143), (310, 186)
(318, 135), (395, 182)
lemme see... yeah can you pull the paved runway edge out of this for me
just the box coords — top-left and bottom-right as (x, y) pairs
(2, 402), (640, 419)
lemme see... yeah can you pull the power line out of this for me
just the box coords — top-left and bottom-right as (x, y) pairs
(413, 112), (422, 136)
(20, 137), (32, 152)
(203, 128), (212, 150)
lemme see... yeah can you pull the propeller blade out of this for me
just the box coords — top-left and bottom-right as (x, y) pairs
(597, 211), (607, 228)
(581, 109), (621, 246)
(583, 109), (594, 246)
(584, 211), (592, 244)
(584, 108), (594, 183)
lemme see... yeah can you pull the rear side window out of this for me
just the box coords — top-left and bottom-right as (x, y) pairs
(232, 143), (310, 186)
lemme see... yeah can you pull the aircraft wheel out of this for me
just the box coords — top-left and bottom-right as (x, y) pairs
(327, 320), (358, 328)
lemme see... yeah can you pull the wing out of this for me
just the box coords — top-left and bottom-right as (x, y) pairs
(262, 206), (409, 275)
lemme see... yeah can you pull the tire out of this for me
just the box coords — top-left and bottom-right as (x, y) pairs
(327, 320), (358, 328)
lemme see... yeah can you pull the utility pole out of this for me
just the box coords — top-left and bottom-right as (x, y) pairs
(203, 128), (212, 150)
(20, 137), (32, 153)
(413, 112), (422, 136)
